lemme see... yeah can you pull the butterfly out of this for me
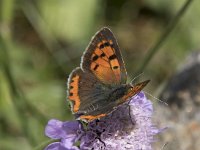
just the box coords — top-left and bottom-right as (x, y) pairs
(67, 27), (150, 122)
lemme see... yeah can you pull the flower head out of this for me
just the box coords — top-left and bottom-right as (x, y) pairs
(44, 92), (162, 150)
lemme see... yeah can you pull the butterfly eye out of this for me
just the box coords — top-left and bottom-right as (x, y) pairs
(128, 87), (133, 92)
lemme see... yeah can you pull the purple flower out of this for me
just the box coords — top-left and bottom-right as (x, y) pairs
(44, 119), (82, 150)
(44, 92), (163, 150)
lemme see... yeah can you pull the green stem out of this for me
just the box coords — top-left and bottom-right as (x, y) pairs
(20, 0), (75, 72)
(1, 39), (48, 145)
(134, 0), (194, 75)
(32, 139), (56, 150)
(0, 0), (48, 146)
(0, 37), (37, 146)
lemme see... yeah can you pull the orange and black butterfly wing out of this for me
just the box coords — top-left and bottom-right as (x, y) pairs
(67, 67), (115, 122)
(81, 27), (127, 85)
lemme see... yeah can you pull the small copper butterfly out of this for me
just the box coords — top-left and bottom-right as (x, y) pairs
(67, 27), (149, 122)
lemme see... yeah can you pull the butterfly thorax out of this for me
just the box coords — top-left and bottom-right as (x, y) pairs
(108, 84), (132, 102)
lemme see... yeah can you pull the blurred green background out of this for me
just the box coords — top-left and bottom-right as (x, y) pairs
(0, 0), (198, 149)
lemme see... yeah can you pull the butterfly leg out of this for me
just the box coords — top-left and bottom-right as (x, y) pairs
(123, 102), (136, 126)
(96, 136), (106, 148)
(128, 104), (136, 125)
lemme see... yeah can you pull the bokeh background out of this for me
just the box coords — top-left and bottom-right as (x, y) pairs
(0, 0), (199, 149)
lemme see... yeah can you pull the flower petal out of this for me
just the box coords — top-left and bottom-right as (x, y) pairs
(62, 121), (81, 139)
(45, 119), (81, 140)
(61, 138), (79, 150)
(45, 142), (79, 150)
(44, 142), (66, 150)
(45, 119), (64, 139)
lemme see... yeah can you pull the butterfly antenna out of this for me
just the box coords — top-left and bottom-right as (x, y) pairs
(130, 72), (144, 86)
(143, 90), (168, 106)
(160, 142), (168, 150)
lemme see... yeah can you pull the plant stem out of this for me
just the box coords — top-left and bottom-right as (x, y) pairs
(134, 0), (194, 76)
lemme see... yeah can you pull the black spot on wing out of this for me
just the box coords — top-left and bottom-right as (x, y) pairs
(92, 55), (99, 61)
(104, 42), (110, 47)
(99, 42), (111, 49)
(100, 53), (106, 57)
(99, 44), (105, 49)
(109, 54), (117, 60)
(113, 66), (119, 69)
(93, 64), (99, 70)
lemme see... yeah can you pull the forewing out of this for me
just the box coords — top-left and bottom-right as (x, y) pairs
(67, 67), (111, 116)
(81, 27), (127, 85)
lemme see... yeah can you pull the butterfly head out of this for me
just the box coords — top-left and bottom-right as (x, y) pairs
(130, 80), (150, 92)
(117, 80), (150, 105)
